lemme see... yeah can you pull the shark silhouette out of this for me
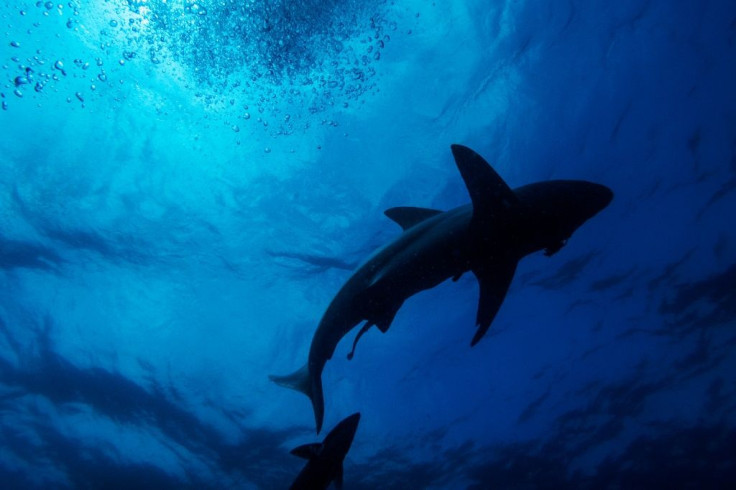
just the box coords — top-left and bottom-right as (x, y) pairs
(271, 144), (613, 432)
(289, 412), (361, 490)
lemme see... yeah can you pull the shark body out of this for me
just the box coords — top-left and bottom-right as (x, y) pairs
(289, 412), (361, 490)
(271, 145), (613, 432)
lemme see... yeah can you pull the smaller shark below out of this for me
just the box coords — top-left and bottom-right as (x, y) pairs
(271, 145), (613, 433)
(289, 412), (361, 490)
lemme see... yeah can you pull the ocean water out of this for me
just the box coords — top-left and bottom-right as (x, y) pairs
(1, 1), (735, 488)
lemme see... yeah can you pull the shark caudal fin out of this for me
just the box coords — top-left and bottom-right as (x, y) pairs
(269, 364), (311, 397)
(269, 365), (325, 433)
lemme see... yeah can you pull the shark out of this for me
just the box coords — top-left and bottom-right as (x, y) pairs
(289, 412), (361, 490)
(271, 144), (613, 432)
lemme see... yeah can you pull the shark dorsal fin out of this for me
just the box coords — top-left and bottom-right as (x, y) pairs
(384, 206), (443, 230)
(290, 442), (322, 459)
(450, 145), (520, 223)
(335, 463), (344, 490)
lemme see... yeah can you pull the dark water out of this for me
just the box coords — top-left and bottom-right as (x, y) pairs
(1, 1), (735, 488)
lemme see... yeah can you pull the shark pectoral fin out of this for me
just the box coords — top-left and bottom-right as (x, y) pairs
(335, 464), (344, 490)
(450, 145), (521, 224)
(471, 260), (518, 346)
(290, 442), (322, 459)
(384, 206), (443, 230)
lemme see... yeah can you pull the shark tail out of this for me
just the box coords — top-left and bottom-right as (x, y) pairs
(269, 364), (325, 433)
(269, 364), (312, 397)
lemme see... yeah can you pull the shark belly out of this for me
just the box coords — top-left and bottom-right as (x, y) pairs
(308, 208), (473, 367)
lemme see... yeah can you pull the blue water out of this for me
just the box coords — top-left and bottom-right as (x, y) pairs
(1, 1), (735, 488)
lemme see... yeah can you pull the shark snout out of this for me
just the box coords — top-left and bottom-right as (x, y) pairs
(588, 183), (614, 213)
(569, 182), (613, 230)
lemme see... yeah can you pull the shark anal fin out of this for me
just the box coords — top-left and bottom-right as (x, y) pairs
(290, 442), (322, 459)
(384, 206), (443, 230)
(335, 463), (344, 490)
(450, 145), (520, 225)
(471, 260), (518, 346)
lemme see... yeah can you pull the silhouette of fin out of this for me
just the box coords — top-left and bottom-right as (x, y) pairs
(290, 443), (322, 459)
(269, 364), (311, 398)
(347, 300), (404, 360)
(347, 322), (373, 360)
(450, 144), (520, 225)
(335, 464), (344, 489)
(270, 364), (325, 433)
(471, 259), (518, 346)
(384, 206), (443, 230)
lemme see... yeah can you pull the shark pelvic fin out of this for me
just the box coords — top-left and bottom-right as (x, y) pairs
(347, 322), (373, 360)
(384, 206), (443, 231)
(347, 299), (404, 360)
(290, 442), (323, 459)
(471, 259), (518, 346)
(450, 144), (520, 225)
